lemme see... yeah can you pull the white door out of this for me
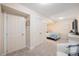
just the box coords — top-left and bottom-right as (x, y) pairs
(5, 13), (26, 53)
(36, 18), (46, 43)
(40, 20), (47, 41)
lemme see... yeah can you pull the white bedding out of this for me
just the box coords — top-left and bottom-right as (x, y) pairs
(47, 32), (60, 39)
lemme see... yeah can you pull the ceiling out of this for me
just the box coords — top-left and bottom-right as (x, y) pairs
(21, 3), (79, 19)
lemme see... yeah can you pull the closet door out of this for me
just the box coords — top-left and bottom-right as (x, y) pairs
(6, 13), (26, 53)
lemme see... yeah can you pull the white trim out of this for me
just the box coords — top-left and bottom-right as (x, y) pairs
(3, 12), (7, 55)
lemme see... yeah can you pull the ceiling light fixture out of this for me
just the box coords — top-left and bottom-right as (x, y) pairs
(39, 3), (49, 4)
(58, 17), (64, 20)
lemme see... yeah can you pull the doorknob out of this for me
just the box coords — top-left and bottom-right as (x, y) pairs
(40, 33), (42, 34)
(21, 33), (24, 36)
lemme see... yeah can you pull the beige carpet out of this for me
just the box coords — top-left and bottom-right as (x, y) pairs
(6, 40), (57, 56)
(6, 37), (68, 56)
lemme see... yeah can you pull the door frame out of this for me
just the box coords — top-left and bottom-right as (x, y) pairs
(3, 12), (7, 55)
(2, 5), (30, 55)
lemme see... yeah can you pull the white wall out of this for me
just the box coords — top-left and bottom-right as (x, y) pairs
(30, 15), (47, 49)
(2, 4), (47, 49)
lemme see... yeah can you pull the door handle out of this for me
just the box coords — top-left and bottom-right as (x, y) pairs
(40, 33), (42, 34)
(21, 33), (24, 36)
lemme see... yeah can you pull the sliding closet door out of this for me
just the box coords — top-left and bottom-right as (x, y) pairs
(6, 13), (26, 53)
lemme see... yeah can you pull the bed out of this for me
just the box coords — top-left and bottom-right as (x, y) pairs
(47, 32), (61, 41)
